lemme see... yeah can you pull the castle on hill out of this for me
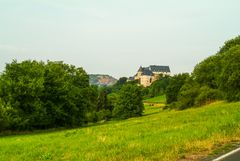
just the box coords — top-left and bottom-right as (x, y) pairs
(133, 65), (170, 87)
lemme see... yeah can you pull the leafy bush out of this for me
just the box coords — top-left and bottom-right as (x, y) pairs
(86, 109), (112, 122)
(96, 109), (112, 121)
(85, 112), (98, 123)
(195, 86), (223, 106)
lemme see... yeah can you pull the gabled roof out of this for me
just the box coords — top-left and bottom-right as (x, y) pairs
(136, 65), (170, 77)
(149, 65), (170, 73)
(142, 67), (153, 76)
(138, 66), (143, 72)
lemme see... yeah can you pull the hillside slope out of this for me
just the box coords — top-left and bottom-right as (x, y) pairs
(89, 74), (117, 86)
(0, 102), (240, 161)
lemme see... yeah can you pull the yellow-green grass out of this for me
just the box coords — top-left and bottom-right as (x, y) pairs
(0, 102), (240, 161)
(144, 95), (166, 103)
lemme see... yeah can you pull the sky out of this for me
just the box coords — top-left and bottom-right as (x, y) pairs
(0, 0), (240, 78)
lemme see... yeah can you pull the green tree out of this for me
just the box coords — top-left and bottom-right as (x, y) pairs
(192, 36), (240, 103)
(166, 73), (189, 104)
(148, 75), (170, 97)
(0, 100), (10, 132)
(0, 60), (45, 129)
(195, 86), (223, 106)
(219, 45), (240, 101)
(192, 55), (222, 89)
(113, 84), (144, 119)
(0, 60), (92, 130)
(177, 78), (200, 109)
(218, 35), (240, 54)
(97, 88), (108, 111)
(107, 93), (119, 111)
(111, 77), (128, 92)
(42, 61), (90, 127)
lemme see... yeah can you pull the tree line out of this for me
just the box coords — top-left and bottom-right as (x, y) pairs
(131, 36), (240, 110)
(102, 36), (240, 112)
(165, 36), (240, 109)
(0, 60), (143, 131)
(0, 36), (239, 131)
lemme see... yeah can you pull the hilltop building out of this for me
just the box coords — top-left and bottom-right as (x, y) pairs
(134, 65), (170, 87)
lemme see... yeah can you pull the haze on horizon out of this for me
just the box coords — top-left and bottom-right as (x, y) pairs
(0, 0), (240, 78)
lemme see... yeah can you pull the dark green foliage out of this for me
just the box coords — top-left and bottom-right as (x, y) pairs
(0, 101), (9, 132)
(192, 55), (222, 89)
(42, 61), (90, 127)
(85, 111), (98, 123)
(141, 87), (150, 99)
(166, 73), (190, 104)
(96, 109), (112, 121)
(94, 88), (116, 120)
(97, 89), (108, 111)
(107, 93), (119, 112)
(0, 59), (146, 131)
(218, 35), (240, 54)
(219, 45), (240, 101)
(176, 36), (240, 109)
(113, 84), (144, 119)
(148, 76), (170, 97)
(95, 88), (114, 120)
(177, 78), (200, 110)
(0, 60), (46, 130)
(111, 77), (128, 92)
(86, 86), (98, 113)
(117, 77), (128, 85)
(0, 60), (92, 130)
(85, 109), (112, 122)
(195, 86), (223, 106)
(192, 36), (240, 102)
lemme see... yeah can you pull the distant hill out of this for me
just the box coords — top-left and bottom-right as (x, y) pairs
(89, 74), (117, 86)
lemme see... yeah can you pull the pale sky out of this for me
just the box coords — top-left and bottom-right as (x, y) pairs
(0, 0), (240, 78)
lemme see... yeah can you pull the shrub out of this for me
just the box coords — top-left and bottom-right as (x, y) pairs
(96, 109), (112, 121)
(195, 86), (223, 106)
(85, 112), (98, 123)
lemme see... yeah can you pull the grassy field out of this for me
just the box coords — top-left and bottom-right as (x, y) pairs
(0, 101), (240, 161)
(143, 95), (166, 103)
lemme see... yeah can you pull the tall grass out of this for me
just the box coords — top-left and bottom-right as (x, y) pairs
(0, 101), (240, 161)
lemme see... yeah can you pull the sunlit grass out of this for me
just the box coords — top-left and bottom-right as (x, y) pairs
(143, 95), (166, 103)
(0, 101), (240, 161)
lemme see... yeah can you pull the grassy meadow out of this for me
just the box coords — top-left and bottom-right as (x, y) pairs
(143, 95), (166, 103)
(0, 100), (240, 161)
